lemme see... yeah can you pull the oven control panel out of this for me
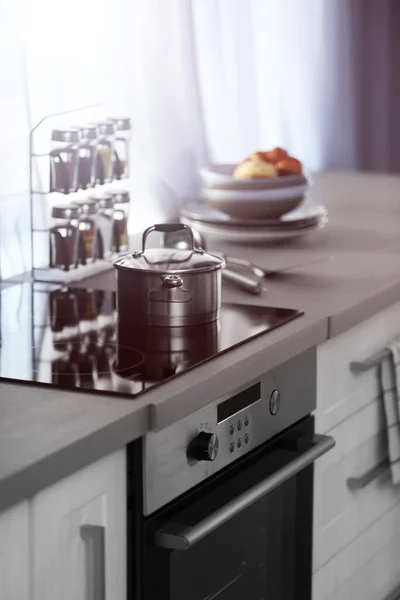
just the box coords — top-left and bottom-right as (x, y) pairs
(143, 348), (315, 515)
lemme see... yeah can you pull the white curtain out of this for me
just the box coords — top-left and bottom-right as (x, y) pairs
(0, 0), (398, 277)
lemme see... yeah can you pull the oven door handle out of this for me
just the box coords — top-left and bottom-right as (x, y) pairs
(154, 433), (335, 551)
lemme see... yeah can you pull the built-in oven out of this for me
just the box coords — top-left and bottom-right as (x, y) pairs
(128, 348), (335, 600)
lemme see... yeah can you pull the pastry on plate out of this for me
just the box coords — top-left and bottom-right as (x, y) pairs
(250, 147), (288, 165)
(276, 156), (303, 175)
(233, 159), (278, 179)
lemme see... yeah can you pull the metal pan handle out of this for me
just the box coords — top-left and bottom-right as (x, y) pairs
(155, 433), (335, 550)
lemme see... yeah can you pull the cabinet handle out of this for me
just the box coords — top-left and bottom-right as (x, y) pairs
(346, 459), (390, 490)
(80, 525), (106, 600)
(349, 348), (389, 373)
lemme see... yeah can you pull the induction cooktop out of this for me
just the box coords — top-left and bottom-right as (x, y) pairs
(0, 282), (303, 399)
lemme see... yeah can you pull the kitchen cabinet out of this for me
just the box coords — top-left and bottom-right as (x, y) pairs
(314, 302), (400, 600)
(31, 448), (126, 600)
(0, 501), (30, 600)
(313, 501), (400, 600)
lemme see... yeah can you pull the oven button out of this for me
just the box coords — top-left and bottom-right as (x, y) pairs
(187, 432), (219, 462)
(230, 425), (235, 435)
(244, 416), (249, 427)
(245, 433), (249, 444)
(237, 420), (242, 431)
(229, 442), (235, 453)
(269, 390), (280, 415)
(237, 437), (242, 448)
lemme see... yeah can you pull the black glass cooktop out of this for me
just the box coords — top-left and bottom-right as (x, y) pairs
(0, 282), (303, 399)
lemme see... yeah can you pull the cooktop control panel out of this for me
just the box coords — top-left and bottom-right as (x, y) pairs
(143, 347), (316, 515)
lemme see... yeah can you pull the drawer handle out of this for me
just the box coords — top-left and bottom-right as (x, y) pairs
(350, 349), (389, 373)
(80, 525), (106, 600)
(346, 459), (389, 490)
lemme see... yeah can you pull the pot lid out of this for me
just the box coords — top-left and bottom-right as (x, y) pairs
(114, 223), (225, 274)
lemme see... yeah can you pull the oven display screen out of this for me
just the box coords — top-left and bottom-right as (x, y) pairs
(217, 383), (261, 422)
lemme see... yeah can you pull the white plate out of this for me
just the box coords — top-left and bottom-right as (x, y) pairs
(181, 215), (327, 243)
(181, 201), (327, 229)
(200, 164), (310, 190)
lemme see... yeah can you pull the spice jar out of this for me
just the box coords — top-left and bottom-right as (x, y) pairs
(91, 120), (116, 184)
(49, 205), (80, 271)
(95, 195), (114, 258)
(49, 129), (80, 194)
(108, 117), (131, 179)
(51, 358), (80, 387)
(72, 199), (99, 264)
(111, 191), (130, 252)
(49, 288), (80, 333)
(76, 124), (99, 190)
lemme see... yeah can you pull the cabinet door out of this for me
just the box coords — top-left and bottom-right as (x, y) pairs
(31, 448), (126, 600)
(317, 301), (400, 434)
(313, 499), (400, 600)
(0, 502), (30, 600)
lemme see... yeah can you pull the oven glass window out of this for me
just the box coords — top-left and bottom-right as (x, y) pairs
(170, 476), (300, 599)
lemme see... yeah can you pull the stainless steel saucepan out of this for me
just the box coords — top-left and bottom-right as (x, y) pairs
(114, 223), (226, 327)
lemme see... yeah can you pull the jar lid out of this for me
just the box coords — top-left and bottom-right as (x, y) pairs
(51, 128), (80, 143)
(91, 120), (116, 136)
(52, 204), (80, 219)
(107, 117), (131, 131)
(97, 195), (114, 209)
(114, 224), (225, 275)
(77, 125), (99, 140)
(112, 191), (130, 204)
(72, 198), (98, 215)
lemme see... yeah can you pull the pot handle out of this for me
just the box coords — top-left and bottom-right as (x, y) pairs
(140, 223), (197, 254)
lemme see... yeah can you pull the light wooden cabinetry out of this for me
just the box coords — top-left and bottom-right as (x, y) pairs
(314, 302), (400, 600)
(0, 449), (126, 600)
(0, 501), (30, 600)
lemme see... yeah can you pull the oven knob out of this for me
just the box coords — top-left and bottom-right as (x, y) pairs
(270, 389), (280, 415)
(187, 432), (219, 461)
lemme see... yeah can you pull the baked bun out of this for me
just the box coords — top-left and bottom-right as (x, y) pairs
(275, 156), (302, 175)
(233, 159), (278, 179)
(250, 147), (288, 164)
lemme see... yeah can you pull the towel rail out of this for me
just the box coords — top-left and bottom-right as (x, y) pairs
(350, 348), (390, 373)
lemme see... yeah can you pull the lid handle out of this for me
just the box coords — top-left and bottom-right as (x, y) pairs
(139, 223), (196, 255)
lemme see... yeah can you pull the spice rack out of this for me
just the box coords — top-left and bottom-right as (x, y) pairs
(29, 104), (131, 283)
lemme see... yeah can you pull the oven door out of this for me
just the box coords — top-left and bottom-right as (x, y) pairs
(141, 416), (334, 600)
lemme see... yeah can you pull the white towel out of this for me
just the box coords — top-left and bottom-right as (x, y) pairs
(379, 342), (400, 485)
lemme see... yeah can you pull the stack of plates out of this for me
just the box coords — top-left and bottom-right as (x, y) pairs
(180, 201), (328, 243)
